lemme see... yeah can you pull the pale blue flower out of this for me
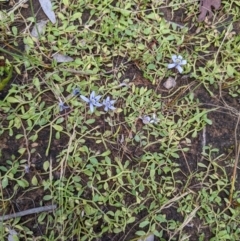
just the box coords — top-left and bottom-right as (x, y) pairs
(103, 96), (116, 112)
(58, 99), (69, 112)
(168, 55), (187, 73)
(80, 91), (102, 113)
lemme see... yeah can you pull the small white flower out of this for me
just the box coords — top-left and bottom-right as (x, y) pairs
(149, 113), (159, 124)
(168, 55), (187, 73)
(80, 91), (102, 113)
(103, 96), (116, 112)
(140, 114), (159, 125)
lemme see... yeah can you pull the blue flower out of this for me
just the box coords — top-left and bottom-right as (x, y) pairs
(168, 55), (187, 73)
(58, 99), (69, 112)
(102, 96), (116, 112)
(72, 88), (80, 96)
(80, 91), (102, 113)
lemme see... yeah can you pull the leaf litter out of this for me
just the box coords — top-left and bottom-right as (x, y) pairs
(198, 0), (222, 21)
(39, 0), (56, 24)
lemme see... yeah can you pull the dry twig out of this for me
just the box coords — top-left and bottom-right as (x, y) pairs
(0, 205), (57, 222)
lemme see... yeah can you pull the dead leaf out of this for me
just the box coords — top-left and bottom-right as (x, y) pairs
(31, 20), (48, 39)
(138, 234), (154, 241)
(52, 53), (74, 63)
(39, 0), (56, 24)
(198, 0), (221, 22)
(8, 228), (18, 241)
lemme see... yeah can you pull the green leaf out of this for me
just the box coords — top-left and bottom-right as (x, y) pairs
(90, 157), (98, 165)
(55, 131), (60, 139)
(146, 12), (160, 20)
(0, 64), (13, 91)
(120, 9), (131, 17)
(72, 176), (81, 182)
(31, 175), (38, 186)
(198, 163), (207, 168)
(56, 117), (64, 124)
(150, 169), (155, 179)
(63, 0), (69, 6)
(15, 134), (24, 140)
(71, 12), (82, 20)
(143, 27), (151, 35)
(16, 179), (29, 188)
(227, 64), (235, 77)
(192, 130), (197, 138)
(43, 161), (50, 171)
(104, 182), (108, 190)
(29, 134), (38, 142)
(33, 77), (41, 91)
(0, 166), (7, 172)
(43, 195), (52, 201)
(217, 230), (231, 239)
(101, 150), (111, 156)
(84, 204), (96, 215)
(127, 216), (136, 224)
(6, 96), (20, 103)
(147, 63), (155, 70)
(139, 220), (150, 228)
(52, 124), (63, 132)
(18, 148), (26, 155)
(135, 230), (146, 236)
(2, 176), (8, 188)
(170, 152), (179, 158)
(85, 119), (95, 124)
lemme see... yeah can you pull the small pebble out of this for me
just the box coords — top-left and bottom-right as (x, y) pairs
(163, 77), (176, 89)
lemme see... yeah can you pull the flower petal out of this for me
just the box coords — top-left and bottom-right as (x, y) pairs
(181, 59), (187, 65)
(59, 103), (69, 112)
(177, 55), (183, 60)
(94, 102), (102, 107)
(168, 63), (176, 69)
(90, 91), (95, 99)
(80, 95), (90, 103)
(176, 65), (183, 73)
(109, 106), (116, 110)
(95, 95), (102, 101)
(104, 106), (108, 111)
(89, 103), (94, 113)
(171, 55), (177, 62)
